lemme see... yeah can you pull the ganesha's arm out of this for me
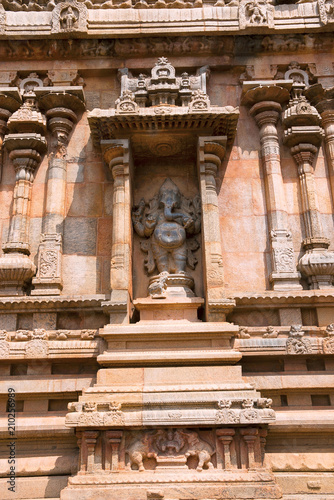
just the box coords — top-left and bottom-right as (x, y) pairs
(133, 219), (146, 237)
(143, 221), (156, 237)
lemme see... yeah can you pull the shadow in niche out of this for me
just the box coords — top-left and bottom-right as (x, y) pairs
(131, 144), (204, 301)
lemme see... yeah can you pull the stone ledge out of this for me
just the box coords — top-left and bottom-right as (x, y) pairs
(98, 349), (242, 365)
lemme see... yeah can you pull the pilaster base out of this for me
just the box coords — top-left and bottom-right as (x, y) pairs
(0, 252), (36, 296)
(298, 250), (334, 289)
(31, 280), (62, 296)
(270, 272), (302, 291)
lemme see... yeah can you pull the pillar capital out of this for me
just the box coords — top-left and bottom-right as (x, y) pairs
(242, 81), (291, 108)
(101, 139), (130, 172)
(35, 86), (85, 157)
(290, 143), (318, 167)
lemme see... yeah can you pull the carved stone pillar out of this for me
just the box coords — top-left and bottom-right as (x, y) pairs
(240, 427), (259, 470)
(216, 428), (236, 470)
(106, 430), (123, 471)
(101, 139), (133, 324)
(283, 85), (334, 288)
(242, 83), (301, 290)
(31, 87), (85, 295)
(83, 430), (99, 474)
(198, 136), (235, 321)
(259, 428), (267, 468)
(0, 92), (47, 295)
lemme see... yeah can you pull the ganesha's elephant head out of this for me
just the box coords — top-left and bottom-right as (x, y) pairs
(158, 178), (182, 221)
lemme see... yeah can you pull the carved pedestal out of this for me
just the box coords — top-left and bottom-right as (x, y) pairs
(62, 300), (281, 499)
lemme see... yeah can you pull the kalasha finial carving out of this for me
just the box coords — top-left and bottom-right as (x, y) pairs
(132, 178), (201, 298)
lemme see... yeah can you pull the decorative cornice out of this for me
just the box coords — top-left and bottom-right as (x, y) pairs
(0, 294), (108, 312)
(1, 3), (333, 38)
(88, 106), (239, 147)
(230, 290), (334, 307)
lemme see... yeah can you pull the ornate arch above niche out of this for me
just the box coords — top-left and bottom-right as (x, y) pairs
(89, 58), (239, 323)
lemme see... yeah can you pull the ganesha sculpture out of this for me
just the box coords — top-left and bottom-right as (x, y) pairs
(132, 179), (201, 297)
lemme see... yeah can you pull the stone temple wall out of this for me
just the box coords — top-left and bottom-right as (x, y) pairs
(0, 2), (333, 500)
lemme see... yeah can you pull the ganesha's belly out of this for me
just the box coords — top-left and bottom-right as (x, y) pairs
(153, 222), (186, 249)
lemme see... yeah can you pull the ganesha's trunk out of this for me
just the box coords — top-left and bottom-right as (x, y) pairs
(164, 204), (184, 221)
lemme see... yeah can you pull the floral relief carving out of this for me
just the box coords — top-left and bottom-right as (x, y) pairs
(39, 250), (58, 278)
(273, 247), (295, 273)
(215, 400), (240, 424)
(240, 399), (259, 423)
(78, 412), (104, 426)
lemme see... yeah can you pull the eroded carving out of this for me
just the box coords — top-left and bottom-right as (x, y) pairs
(51, 1), (87, 33)
(239, 0), (274, 30)
(286, 324), (312, 354)
(263, 326), (279, 338)
(322, 323), (334, 353)
(25, 339), (49, 357)
(0, 340), (10, 358)
(318, 0), (334, 25)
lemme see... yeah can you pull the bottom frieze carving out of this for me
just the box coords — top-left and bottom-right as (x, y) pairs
(75, 426), (269, 476)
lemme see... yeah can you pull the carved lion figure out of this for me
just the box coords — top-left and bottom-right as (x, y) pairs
(127, 433), (157, 472)
(184, 431), (214, 471)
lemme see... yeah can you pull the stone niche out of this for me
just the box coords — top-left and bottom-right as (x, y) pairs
(88, 57), (239, 322)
